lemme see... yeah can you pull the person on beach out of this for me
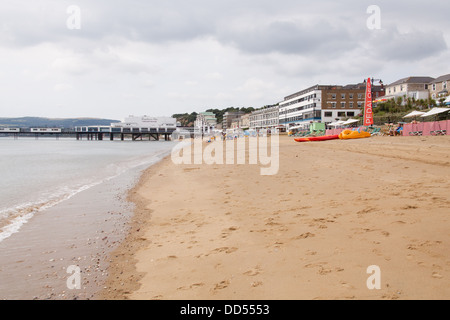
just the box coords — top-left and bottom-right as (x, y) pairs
(394, 123), (403, 136)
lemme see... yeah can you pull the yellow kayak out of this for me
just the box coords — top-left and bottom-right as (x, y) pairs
(339, 129), (371, 139)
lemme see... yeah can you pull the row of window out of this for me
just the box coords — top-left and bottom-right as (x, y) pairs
(280, 103), (316, 116)
(279, 111), (321, 124)
(327, 101), (363, 108)
(323, 111), (356, 117)
(280, 93), (317, 108)
(387, 81), (448, 94)
(329, 93), (363, 100)
(250, 120), (278, 126)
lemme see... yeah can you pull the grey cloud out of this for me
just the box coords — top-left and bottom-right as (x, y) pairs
(370, 28), (447, 62)
(216, 19), (358, 56)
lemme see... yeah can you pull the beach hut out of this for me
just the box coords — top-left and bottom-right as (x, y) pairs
(420, 107), (450, 135)
(403, 110), (426, 135)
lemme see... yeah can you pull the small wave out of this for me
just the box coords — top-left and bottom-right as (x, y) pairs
(0, 149), (172, 243)
(0, 179), (104, 243)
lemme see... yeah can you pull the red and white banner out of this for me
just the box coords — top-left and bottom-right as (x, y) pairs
(364, 78), (373, 126)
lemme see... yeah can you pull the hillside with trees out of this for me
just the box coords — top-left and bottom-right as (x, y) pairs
(173, 107), (255, 127)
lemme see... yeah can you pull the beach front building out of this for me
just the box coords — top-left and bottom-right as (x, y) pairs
(249, 105), (279, 130)
(222, 111), (245, 130)
(279, 84), (379, 130)
(111, 115), (177, 130)
(278, 85), (322, 131)
(384, 76), (435, 102)
(194, 112), (217, 134)
(428, 74), (450, 103)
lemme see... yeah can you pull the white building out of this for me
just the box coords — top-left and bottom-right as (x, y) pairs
(249, 105), (279, 130)
(384, 76), (435, 102)
(194, 112), (217, 134)
(111, 115), (177, 129)
(279, 85), (322, 130)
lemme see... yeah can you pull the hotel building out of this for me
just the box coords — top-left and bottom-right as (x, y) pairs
(194, 112), (217, 134)
(384, 76), (434, 102)
(279, 84), (382, 129)
(249, 105), (279, 130)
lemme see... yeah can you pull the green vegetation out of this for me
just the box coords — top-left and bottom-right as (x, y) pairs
(171, 112), (198, 127)
(173, 107), (255, 127)
(372, 96), (449, 124)
(205, 107), (255, 125)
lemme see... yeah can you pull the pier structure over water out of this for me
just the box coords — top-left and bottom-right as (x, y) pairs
(0, 115), (182, 141)
(74, 126), (175, 141)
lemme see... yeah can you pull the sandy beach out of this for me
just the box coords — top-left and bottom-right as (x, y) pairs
(99, 135), (450, 300)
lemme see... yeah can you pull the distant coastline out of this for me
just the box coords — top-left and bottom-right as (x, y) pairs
(0, 117), (120, 129)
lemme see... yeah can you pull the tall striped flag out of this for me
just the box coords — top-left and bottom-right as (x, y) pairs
(364, 78), (373, 126)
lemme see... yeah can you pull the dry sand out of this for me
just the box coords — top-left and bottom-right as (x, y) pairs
(99, 135), (450, 300)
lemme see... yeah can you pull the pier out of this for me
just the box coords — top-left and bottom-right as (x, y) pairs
(0, 127), (178, 141)
(74, 126), (176, 141)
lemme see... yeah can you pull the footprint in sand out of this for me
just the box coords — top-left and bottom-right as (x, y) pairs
(213, 280), (230, 291)
(251, 281), (263, 287)
(243, 266), (262, 277)
(178, 283), (205, 290)
(294, 232), (315, 240)
(208, 247), (238, 256)
(221, 226), (239, 238)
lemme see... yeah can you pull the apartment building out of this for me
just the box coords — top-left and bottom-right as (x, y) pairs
(278, 85), (322, 130)
(194, 111), (217, 134)
(222, 111), (244, 130)
(384, 76), (434, 101)
(278, 83), (383, 128)
(249, 105), (279, 130)
(428, 74), (450, 101)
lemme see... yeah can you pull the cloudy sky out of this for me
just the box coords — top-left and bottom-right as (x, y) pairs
(0, 0), (449, 120)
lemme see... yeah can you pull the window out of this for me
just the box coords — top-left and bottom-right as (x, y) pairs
(400, 85), (404, 91)
(341, 102), (346, 108)
(341, 94), (346, 99)
(331, 94), (336, 99)
(349, 94), (353, 99)
(331, 102), (337, 108)
(357, 101), (363, 108)
(424, 84), (428, 90)
(338, 112), (346, 117)
(432, 83), (436, 91)
(358, 93), (363, 99)
(444, 81), (447, 89)
(349, 102), (354, 108)
(324, 111), (332, 117)
(347, 112), (355, 117)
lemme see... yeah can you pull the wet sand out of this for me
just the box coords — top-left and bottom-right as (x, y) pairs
(100, 135), (450, 300)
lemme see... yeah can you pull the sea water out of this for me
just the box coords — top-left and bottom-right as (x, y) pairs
(0, 137), (176, 242)
(0, 137), (178, 299)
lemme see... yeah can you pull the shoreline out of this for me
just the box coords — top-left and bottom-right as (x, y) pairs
(97, 158), (169, 299)
(98, 135), (450, 300)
